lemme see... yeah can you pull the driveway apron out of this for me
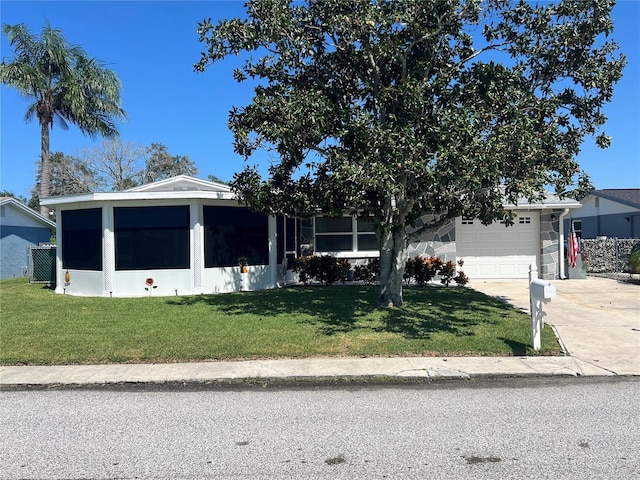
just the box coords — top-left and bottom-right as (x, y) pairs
(469, 277), (640, 375)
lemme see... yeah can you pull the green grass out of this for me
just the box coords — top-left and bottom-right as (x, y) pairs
(0, 278), (561, 365)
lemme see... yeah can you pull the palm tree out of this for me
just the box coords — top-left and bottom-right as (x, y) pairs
(0, 22), (126, 215)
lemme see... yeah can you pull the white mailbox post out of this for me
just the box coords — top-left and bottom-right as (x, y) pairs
(529, 265), (556, 350)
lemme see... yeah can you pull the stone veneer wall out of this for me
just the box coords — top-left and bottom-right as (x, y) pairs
(407, 216), (457, 262)
(539, 212), (559, 280)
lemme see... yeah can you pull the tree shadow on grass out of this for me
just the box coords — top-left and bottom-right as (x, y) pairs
(166, 285), (372, 334)
(165, 285), (525, 341)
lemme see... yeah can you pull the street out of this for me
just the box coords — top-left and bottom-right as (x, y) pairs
(1, 377), (638, 479)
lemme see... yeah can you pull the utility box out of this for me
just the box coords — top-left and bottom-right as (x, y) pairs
(530, 278), (556, 302)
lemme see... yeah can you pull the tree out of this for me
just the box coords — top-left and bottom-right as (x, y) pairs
(0, 22), (127, 216)
(142, 142), (198, 184)
(0, 191), (28, 205)
(82, 139), (145, 191)
(30, 151), (99, 211)
(81, 139), (198, 190)
(195, 0), (625, 306)
(207, 174), (228, 184)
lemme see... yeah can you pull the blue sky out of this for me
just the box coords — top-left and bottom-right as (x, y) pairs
(1, 0), (639, 200)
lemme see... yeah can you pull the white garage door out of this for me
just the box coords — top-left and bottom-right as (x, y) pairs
(456, 213), (539, 279)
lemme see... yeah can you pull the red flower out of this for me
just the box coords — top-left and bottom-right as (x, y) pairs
(145, 278), (154, 287)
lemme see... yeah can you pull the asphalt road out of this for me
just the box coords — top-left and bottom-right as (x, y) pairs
(1, 377), (638, 479)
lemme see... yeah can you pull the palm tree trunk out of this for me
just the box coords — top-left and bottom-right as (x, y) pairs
(39, 122), (51, 217)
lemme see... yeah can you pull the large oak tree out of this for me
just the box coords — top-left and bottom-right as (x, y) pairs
(195, 0), (625, 306)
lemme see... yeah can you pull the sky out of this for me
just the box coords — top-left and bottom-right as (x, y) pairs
(1, 0), (639, 201)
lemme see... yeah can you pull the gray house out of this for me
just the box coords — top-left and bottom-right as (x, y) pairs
(567, 189), (640, 239)
(0, 197), (56, 279)
(300, 193), (581, 281)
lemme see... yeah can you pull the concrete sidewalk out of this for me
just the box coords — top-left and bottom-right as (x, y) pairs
(1, 277), (638, 387)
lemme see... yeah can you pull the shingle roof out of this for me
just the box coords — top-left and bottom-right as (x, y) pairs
(591, 189), (640, 209)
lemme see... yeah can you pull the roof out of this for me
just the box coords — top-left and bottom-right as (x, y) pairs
(0, 197), (56, 228)
(40, 176), (236, 207)
(588, 189), (640, 210)
(507, 191), (581, 210)
(125, 175), (232, 193)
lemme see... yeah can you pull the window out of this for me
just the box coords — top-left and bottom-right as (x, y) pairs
(204, 206), (269, 267)
(355, 218), (378, 251)
(572, 219), (582, 239)
(461, 217), (474, 225)
(314, 216), (378, 252)
(62, 208), (102, 270)
(518, 216), (532, 224)
(114, 206), (189, 270)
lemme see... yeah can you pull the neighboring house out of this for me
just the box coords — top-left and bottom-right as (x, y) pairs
(0, 197), (56, 279)
(565, 189), (640, 239)
(42, 176), (581, 297)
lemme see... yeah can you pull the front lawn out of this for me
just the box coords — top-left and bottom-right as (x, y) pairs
(0, 278), (561, 365)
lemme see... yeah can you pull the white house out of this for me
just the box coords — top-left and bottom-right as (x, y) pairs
(0, 197), (56, 279)
(41, 176), (581, 297)
(41, 176), (285, 297)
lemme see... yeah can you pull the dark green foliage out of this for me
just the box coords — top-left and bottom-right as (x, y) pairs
(293, 255), (351, 285)
(195, 0), (625, 305)
(354, 258), (380, 284)
(629, 245), (640, 274)
(404, 256), (469, 287)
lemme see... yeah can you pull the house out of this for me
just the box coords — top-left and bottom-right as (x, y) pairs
(565, 189), (640, 239)
(298, 193), (581, 281)
(0, 197), (56, 279)
(41, 176), (580, 297)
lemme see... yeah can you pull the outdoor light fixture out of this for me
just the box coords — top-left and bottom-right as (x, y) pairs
(624, 216), (631, 222)
(550, 214), (556, 221)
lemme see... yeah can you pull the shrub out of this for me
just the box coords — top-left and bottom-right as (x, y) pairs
(354, 258), (380, 284)
(403, 256), (469, 287)
(439, 260), (457, 286)
(630, 244), (640, 274)
(412, 256), (443, 285)
(293, 255), (351, 285)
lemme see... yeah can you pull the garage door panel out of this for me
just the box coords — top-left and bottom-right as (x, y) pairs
(478, 232), (495, 243)
(457, 214), (539, 279)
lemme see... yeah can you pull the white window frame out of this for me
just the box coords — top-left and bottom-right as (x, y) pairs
(313, 215), (378, 257)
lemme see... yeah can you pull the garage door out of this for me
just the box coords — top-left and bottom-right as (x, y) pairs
(456, 213), (539, 279)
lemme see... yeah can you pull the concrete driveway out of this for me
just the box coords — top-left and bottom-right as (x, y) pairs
(469, 276), (640, 375)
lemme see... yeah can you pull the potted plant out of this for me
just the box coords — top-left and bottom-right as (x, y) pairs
(238, 257), (249, 273)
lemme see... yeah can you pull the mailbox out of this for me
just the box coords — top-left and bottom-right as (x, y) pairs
(530, 278), (556, 301)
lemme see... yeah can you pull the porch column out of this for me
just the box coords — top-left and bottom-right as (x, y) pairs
(191, 203), (204, 294)
(102, 206), (115, 295)
(269, 215), (277, 287)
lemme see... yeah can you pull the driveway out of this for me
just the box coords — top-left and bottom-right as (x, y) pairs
(469, 276), (640, 375)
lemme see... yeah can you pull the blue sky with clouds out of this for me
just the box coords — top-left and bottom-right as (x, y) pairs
(1, 0), (638, 200)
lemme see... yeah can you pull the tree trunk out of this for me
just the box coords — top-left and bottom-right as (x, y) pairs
(39, 122), (51, 217)
(378, 227), (408, 307)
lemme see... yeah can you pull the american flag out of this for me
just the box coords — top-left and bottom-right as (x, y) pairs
(568, 222), (579, 269)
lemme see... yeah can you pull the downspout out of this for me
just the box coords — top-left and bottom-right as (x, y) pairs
(558, 209), (570, 279)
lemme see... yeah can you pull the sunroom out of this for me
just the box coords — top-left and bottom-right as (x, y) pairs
(41, 176), (288, 297)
